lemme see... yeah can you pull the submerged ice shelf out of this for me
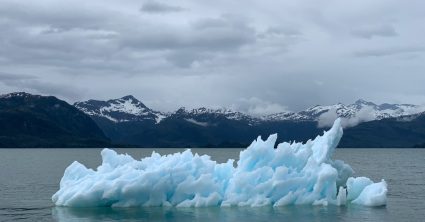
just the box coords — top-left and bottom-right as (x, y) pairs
(52, 118), (387, 207)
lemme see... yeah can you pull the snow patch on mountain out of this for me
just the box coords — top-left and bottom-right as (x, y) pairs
(185, 118), (209, 127)
(155, 113), (167, 124)
(100, 97), (148, 116)
(74, 96), (167, 124)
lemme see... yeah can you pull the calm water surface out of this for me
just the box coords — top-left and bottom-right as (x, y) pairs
(0, 148), (424, 222)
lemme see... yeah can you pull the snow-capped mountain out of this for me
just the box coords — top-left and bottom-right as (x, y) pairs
(75, 96), (425, 126)
(171, 107), (258, 126)
(3, 92), (425, 148)
(21, 92), (424, 148)
(74, 96), (261, 125)
(262, 99), (425, 122)
(74, 95), (166, 123)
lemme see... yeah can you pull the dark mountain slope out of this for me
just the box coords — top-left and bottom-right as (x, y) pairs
(340, 113), (425, 148)
(0, 92), (110, 147)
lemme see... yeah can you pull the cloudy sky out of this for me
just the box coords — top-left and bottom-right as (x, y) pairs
(1, 0), (425, 114)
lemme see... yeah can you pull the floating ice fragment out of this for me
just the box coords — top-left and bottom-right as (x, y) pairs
(351, 180), (388, 207)
(346, 177), (373, 201)
(52, 118), (387, 207)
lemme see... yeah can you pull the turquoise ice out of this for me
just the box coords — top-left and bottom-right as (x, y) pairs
(52, 119), (387, 207)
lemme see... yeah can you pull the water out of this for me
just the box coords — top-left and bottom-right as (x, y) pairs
(0, 148), (424, 222)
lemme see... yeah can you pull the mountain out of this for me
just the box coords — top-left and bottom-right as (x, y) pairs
(0, 92), (110, 148)
(262, 99), (424, 122)
(74, 95), (425, 148)
(340, 112), (425, 148)
(74, 95), (166, 123)
(1, 93), (424, 148)
(170, 107), (259, 125)
(76, 96), (425, 126)
(74, 96), (319, 146)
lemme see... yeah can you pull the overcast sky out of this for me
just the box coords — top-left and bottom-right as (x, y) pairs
(1, 0), (425, 114)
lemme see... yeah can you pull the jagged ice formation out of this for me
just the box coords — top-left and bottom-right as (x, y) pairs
(52, 118), (387, 207)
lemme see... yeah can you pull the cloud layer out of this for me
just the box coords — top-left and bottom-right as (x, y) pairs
(318, 107), (376, 128)
(1, 0), (425, 113)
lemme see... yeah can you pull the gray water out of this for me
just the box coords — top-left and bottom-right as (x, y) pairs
(0, 148), (424, 222)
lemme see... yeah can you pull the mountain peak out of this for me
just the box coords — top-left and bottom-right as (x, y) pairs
(175, 107), (187, 113)
(75, 96), (166, 123)
(355, 99), (367, 103)
(120, 95), (137, 101)
(354, 99), (376, 106)
(105, 95), (148, 110)
(116, 95), (145, 106)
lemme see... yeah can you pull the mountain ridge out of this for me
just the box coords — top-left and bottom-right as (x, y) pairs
(73, 95), (425, 148)
(1, 92), (425, 148)
(75, 95), (425, 125)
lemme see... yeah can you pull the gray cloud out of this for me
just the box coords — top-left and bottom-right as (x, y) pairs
(0, 72), (36, 81)
(0, 72), (84, 100)
(318, 107), (376, 128)
(1, 0), (425, 113)
(125, 15), (255, 50)
(119, 14), (257, 67)
(140, 1), (185, 13)
(230, 97), (289, 116)
(354, 46), (425, 57)
(351, 24), (397, 39)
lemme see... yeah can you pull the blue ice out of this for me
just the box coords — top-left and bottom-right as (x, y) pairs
(52, 119), (387, 207)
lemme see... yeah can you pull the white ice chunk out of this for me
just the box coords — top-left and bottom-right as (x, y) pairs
(52, 118), (387, 207)
(346, 177), (373, 200)
(336, 187), (347, 206)
(352, 180), (388, 207)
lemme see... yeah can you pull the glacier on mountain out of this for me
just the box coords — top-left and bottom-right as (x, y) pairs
(52, 118), (387, 207)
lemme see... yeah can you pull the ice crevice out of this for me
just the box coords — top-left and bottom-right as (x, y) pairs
(52, 118), (387, 207)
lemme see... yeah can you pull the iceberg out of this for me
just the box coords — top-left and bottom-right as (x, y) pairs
(52, 118), (387, 207)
